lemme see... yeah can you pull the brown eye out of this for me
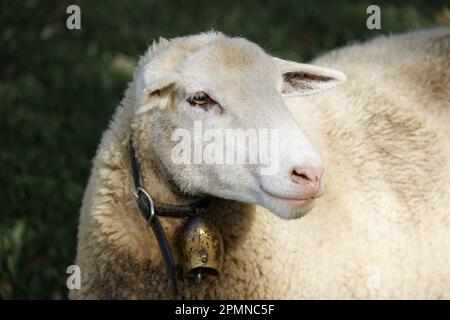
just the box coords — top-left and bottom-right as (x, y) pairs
(188, 92), (207, 106)
(187, 92), (222, 112)
(193, 93), (206, 105)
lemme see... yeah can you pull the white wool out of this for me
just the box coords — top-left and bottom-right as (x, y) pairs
(70, 28), (450, 299)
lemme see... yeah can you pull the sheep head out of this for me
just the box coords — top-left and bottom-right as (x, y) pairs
(132, 32), (345, 220)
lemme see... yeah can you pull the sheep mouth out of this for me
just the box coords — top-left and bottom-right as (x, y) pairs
(260, 188), (318, 208)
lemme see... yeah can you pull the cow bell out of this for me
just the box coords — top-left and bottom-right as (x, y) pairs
(179, 216), (223, 283)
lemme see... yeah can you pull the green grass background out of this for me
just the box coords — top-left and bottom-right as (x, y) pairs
(0, 0), (448, 299)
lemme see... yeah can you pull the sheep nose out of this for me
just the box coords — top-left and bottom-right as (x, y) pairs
(291, 166), (324, 197)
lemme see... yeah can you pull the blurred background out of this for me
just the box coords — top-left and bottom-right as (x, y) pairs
(0, 0), (448, 299)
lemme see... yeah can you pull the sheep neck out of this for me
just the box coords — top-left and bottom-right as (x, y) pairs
(130, 140), (196, 208)
(130, 141), (211, 218)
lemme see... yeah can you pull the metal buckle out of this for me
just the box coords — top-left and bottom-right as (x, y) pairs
(133, 187), (155, 224)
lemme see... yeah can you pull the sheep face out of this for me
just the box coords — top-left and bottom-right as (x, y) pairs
(134, 34), (345, 220)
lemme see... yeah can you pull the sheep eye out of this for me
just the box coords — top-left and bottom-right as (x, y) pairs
(187, 92), (222, 112)
(188, 92), (209, 106)
(193, 93), (207, 104)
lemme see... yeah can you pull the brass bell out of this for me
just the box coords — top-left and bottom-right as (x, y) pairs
(179, 216), (223, 283)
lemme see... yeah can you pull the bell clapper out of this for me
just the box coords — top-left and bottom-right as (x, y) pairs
(196, 269), (202, 284)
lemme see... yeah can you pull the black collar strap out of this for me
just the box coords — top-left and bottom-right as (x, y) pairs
(130, 142), (211, 294)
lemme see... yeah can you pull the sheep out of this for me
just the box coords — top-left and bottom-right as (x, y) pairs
(70, 28), (450, 299)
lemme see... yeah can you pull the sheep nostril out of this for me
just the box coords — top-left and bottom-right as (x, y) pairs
(291, 166), (323, 190)
(296, 172), (312, 182)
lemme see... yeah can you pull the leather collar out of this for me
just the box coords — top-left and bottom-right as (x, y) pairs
(130, 141), (211, 294)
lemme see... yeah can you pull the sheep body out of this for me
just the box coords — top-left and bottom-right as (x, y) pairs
(71, 28), (450, 299)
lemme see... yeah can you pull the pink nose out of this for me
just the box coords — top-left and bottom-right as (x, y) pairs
(291, 166), (324, 197)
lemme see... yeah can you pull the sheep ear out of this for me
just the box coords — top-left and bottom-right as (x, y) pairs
(135, 70), (180, 114)
(273, 57), (346, 97)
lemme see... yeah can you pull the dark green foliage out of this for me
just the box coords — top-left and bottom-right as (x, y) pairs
(0, 0), (448, 299)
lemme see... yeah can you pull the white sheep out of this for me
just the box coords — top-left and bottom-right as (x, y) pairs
(70, 28), (450, 299)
